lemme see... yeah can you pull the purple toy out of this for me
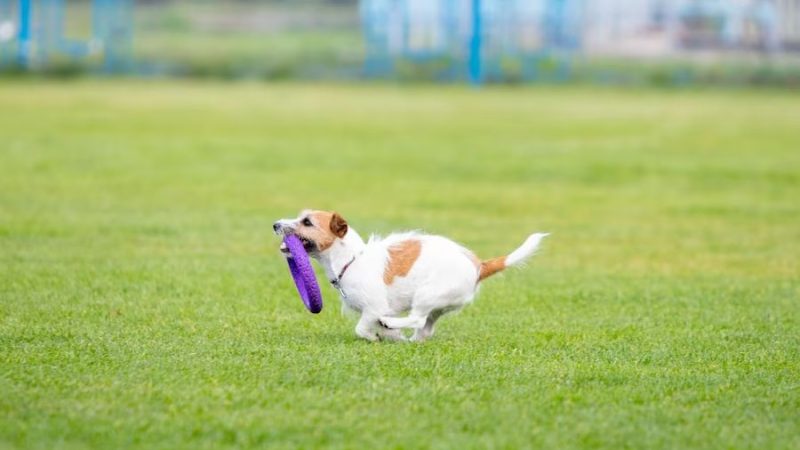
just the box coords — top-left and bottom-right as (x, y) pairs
(282, 234), (323, 313)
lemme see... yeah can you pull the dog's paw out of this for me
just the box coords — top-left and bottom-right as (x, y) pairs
(355, 323), (380, 342)
(356, 331), (379, 342)
(378, 317), (394, 329)
(379, 329), (408, 342)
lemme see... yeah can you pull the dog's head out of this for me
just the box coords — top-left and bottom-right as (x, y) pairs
(273, 209), (348, 257)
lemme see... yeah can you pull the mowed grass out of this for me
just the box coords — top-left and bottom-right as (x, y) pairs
(0, 81), (798, 450)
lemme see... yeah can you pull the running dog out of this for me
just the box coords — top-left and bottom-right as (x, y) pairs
(274, 210), (548, 342)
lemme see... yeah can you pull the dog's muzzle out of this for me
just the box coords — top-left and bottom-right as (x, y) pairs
(274, 222), (316, 255)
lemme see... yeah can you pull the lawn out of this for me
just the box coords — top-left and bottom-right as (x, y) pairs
(0, 81), (798, 449)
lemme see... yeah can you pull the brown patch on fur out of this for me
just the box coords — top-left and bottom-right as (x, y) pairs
(383, 240), (422, 285)
(294, 210), (347, 252)
(478, 256), (506, 281)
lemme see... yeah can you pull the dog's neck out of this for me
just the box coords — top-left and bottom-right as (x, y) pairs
(318, 228), (366, 282)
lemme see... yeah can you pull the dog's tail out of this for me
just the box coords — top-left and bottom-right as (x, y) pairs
(478, 233), (549, 282)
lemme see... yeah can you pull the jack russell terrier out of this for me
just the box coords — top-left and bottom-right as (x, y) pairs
(274, 210), (548, 342)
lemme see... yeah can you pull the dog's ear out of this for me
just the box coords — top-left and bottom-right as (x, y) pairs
(330, 212), (348, 238)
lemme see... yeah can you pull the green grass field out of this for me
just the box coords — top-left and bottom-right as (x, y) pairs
(1, 81), (798, 449)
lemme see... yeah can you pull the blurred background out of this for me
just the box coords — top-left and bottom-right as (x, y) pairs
(2, 3), (799, 449)
(0, 0), (799, 86)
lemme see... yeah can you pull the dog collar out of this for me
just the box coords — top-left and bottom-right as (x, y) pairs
(330, 255), (356, 289)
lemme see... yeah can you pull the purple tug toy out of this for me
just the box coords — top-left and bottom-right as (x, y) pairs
(282, 234), (323, 313)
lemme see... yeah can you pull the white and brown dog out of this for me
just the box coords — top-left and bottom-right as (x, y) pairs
(274, 210), (548, 342)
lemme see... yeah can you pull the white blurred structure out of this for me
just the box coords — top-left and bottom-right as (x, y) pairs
(777, 0), (800, 48)
(584, 0), (800, 57)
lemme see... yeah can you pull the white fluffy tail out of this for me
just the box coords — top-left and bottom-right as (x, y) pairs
(506, 232), (549, 266)
(478, 233), (549, 281)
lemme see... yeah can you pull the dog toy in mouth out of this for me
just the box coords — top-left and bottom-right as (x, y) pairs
(282, 234), (323, 314)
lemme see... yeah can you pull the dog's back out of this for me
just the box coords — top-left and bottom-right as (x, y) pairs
(377, 231), (548, 339)
(378, 233), (480, 312)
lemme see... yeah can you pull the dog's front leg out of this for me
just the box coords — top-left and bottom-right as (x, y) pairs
(354, 314), (380, 342)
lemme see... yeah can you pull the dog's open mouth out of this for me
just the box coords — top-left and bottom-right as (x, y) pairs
(280, 235), (317, 255)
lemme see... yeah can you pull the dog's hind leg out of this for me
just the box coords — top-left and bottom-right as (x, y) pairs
(378, 314), (427, 330)
(411, 309), (445, 342)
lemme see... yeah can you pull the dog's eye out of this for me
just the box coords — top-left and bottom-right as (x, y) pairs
(302, 218), (313, 227)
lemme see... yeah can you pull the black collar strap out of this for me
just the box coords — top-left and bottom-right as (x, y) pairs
(330, 256), (356, 289)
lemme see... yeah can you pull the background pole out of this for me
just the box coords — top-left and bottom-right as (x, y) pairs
(17, 0), (31, 67)
(468, 0), (482, 86)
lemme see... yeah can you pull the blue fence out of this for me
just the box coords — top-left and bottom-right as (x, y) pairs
(0, 0), (795, 84)
(0, 0), (133, 72)
(360, 0), (584, 84)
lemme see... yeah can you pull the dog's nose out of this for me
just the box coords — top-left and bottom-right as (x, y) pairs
(273, 222), (281, 233)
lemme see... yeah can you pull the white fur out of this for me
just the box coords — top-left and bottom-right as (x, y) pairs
(276, 215), (547, 342)
(506, 232), (549, 266)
